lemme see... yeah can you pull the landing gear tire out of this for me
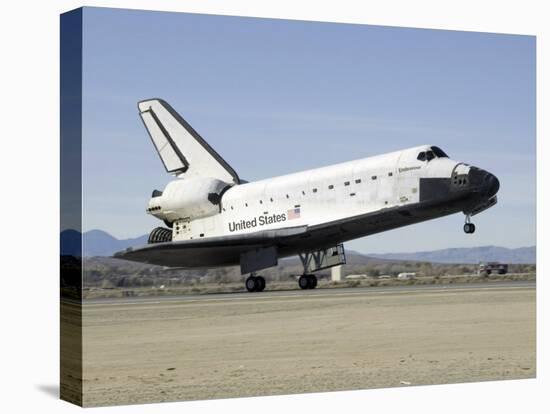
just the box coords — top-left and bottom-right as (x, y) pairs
(245, 275), (266, 292)
(463, 223), (476, 234)
(299, 274), (317, 290)
(299, 275), (310, 290)
(308, 274), (318, 289)
(246, 276), (257, 292)
(256, 276), (266, 292)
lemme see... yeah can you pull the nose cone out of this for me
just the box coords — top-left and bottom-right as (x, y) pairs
(468, 167), (500, 198)
(485, 172), (500, 198)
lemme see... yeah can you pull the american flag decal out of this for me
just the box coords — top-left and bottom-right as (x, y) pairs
(287, 207), (301, 220)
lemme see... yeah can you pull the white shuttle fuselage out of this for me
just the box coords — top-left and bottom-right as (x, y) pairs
(148, 147), (465, 241)
(117, 99), (500, 292)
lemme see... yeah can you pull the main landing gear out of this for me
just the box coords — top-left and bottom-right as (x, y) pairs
(242, 245), (345, 293)
(245, 274), (266, 292)
(295, 245), (346, 290)
(298, 274), (318, 290)
(463, 214), (476, 234)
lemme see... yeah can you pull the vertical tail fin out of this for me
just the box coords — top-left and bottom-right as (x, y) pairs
(138, 99), (240, 184)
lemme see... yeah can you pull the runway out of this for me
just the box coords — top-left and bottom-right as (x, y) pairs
(81, 280), (535, 306)
(73, 279), (535, 406)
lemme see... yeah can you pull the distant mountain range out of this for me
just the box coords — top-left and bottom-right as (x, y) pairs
(368, 246), (536, 264)
(61, 229), (148, 257)
(60, 229), (535, 264)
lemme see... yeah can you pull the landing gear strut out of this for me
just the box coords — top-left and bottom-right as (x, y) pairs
(296, 245), (346, 290)
(245, 274), (266, 292)
(298, 274), (317, 290)
(463, 214), (476, 234)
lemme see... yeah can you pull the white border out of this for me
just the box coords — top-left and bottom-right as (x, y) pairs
(0, 1), (546, 413)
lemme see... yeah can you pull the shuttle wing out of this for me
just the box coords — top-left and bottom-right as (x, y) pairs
(138, 98), (240, 184)
(114, 203), (441, 269)
(114, 225), (309, 268)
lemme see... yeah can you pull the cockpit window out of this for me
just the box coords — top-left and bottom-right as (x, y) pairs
(431, 146), (448, 158)
(418, 147), (448, 162)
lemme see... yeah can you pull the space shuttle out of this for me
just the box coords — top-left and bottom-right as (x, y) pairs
(115, 99), (500, 292)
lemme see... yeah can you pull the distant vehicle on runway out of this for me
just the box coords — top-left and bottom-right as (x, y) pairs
(479, 262), (508, 276)
(378, 275), (393, 280)
(345, 274), (368, 280)
(397, 272), (416, 280)
(116, 99), (500, 292)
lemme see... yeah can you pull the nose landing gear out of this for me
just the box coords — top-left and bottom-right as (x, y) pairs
(464, 223), (475, 234)
(463, 215), (476, 234)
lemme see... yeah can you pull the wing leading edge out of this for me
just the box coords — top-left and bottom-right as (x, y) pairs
(114, 225), (309, 268)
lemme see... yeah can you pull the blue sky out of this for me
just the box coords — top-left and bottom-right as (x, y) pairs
(81, 7), (535, 254)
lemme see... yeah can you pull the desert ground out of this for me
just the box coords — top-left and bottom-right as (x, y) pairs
(78, 281), (535, 406)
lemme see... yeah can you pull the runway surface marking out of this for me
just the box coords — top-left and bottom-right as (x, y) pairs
(81, 281), (534, 307)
